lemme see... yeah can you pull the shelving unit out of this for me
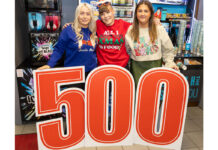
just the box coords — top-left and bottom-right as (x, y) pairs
(16, 0), (63, 124)
(153, 0), (203, 106)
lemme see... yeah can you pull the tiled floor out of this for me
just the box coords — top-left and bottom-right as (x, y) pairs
(15, 107), (203, 150)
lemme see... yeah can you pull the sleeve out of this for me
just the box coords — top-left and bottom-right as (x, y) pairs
(159, 26), (177, 68)
(47, 28), (68, 68)
(125, 26), (133, 68)
(125, 27), (132, 56)
(123, 20), (132, 33)
(125, 41), (131, 56)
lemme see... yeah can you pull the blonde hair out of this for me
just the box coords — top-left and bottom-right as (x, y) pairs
(71, 3), (97, 48)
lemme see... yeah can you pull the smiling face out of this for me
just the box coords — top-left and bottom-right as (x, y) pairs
(78, 6), (92, 28)
(99, 5), (115, 26)
(136, 4), (151, 28)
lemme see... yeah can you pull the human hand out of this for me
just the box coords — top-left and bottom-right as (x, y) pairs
(153, 17), (161, 26)
(165, 63), (179, 71)
(37, 65), (51, 70)
(62, 23), (71, 29)
(170, 65), (179, 71)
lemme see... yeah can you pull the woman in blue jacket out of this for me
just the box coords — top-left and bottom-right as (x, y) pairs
(38, 3), (97, 73)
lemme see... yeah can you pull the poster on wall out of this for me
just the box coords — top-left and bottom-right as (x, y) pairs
(16, 66), (62, 123)
(79, 0), (100, 17)
(30, 33), (59, 66)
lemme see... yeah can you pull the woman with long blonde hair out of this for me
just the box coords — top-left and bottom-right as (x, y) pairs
(125, 0), (178, 85)
(38, 3), (97, 76)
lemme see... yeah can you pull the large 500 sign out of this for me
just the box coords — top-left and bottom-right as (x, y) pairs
(33, 66), (189, 150)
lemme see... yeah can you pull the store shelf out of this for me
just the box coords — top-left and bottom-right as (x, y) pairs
(175, 54), (203, 70)
(152, 2), (187, 5)
(186, 65), (203, 70)
(112, 4), (133, 7)
(175, 55), (203, 59)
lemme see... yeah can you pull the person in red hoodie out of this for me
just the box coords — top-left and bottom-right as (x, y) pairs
(96, 0), (131, 68)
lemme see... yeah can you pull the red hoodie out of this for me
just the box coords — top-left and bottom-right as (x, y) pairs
(96, 19), (131, 67)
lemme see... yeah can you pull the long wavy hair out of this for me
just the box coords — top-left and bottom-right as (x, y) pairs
(71, 3), (97, 48)
(130, 0), (157, 44)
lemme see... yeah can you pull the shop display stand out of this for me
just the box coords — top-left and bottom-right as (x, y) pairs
(16, 0), (63, 124)
(155, 0), (203, 106)
(175, 55), (203, 106)
(26, 1), (62, 67)
(111, 0), (135, 23)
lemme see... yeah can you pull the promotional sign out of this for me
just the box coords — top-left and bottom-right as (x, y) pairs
(182, 69), (203, 103)
(16, 66), (62, 123)
(85, 66), (135, 147)
(34, 66), (189, 150)
(30, 33), (59, 66)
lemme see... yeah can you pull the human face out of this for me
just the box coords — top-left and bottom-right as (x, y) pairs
(137, 4), (151, 28)
(100, 6), (115, 26)
(78, 6), (91, 28)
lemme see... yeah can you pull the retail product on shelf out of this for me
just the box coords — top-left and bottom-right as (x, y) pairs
(200, 34), (203, 56)
(176, 58), (187, 70)
(148, 0), (188, 5)
(177, 20), (187, 54)
(30, 33), (59, 66)
(184, 43), (191, 57)
(166, 13), (191, 22)
(161, 9), (167, 21)
(154, 7), (162, 19)
(176, 61), (187, 70)
(188, 59), (202, 65)
(112, 0), (135, 22)
(114, 7), (133, 18)
(25, 0), (59, 11)
(45, 15), (61, 31)
(79, 0), (135, 22)
(190, 20), (203, 55)
(28, 12), (45, 31)
(112, 0), (134, 6)
(197, 23), (203, 56)
(28, 12), (61, 32)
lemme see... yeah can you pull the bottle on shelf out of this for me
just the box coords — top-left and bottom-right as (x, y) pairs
(184, 32), (191, 57)
(176, 58), (187, 70)
(196, 22), (203, 56)
(120, 0), (125, 5)
(191, 20), (203, 55)
(112, 0), (119, 5)
(177, 20), (187, 55)
(184, 43), (191, 57)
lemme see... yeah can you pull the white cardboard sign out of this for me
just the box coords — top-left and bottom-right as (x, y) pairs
(33, 65), (189, 150)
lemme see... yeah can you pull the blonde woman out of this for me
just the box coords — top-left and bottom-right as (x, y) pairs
(125, 0), (178, 85)
(38, 3), (97, 74)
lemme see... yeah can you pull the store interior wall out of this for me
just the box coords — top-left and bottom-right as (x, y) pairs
(15, 0), (29, 125)
(15, 0), (29, 66)
(15, 0), (78, 125)
(61, 0), (78, 26)
(197, 0), (203, 20)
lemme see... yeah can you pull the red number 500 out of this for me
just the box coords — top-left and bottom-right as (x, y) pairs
(34, 65), (189, 150)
